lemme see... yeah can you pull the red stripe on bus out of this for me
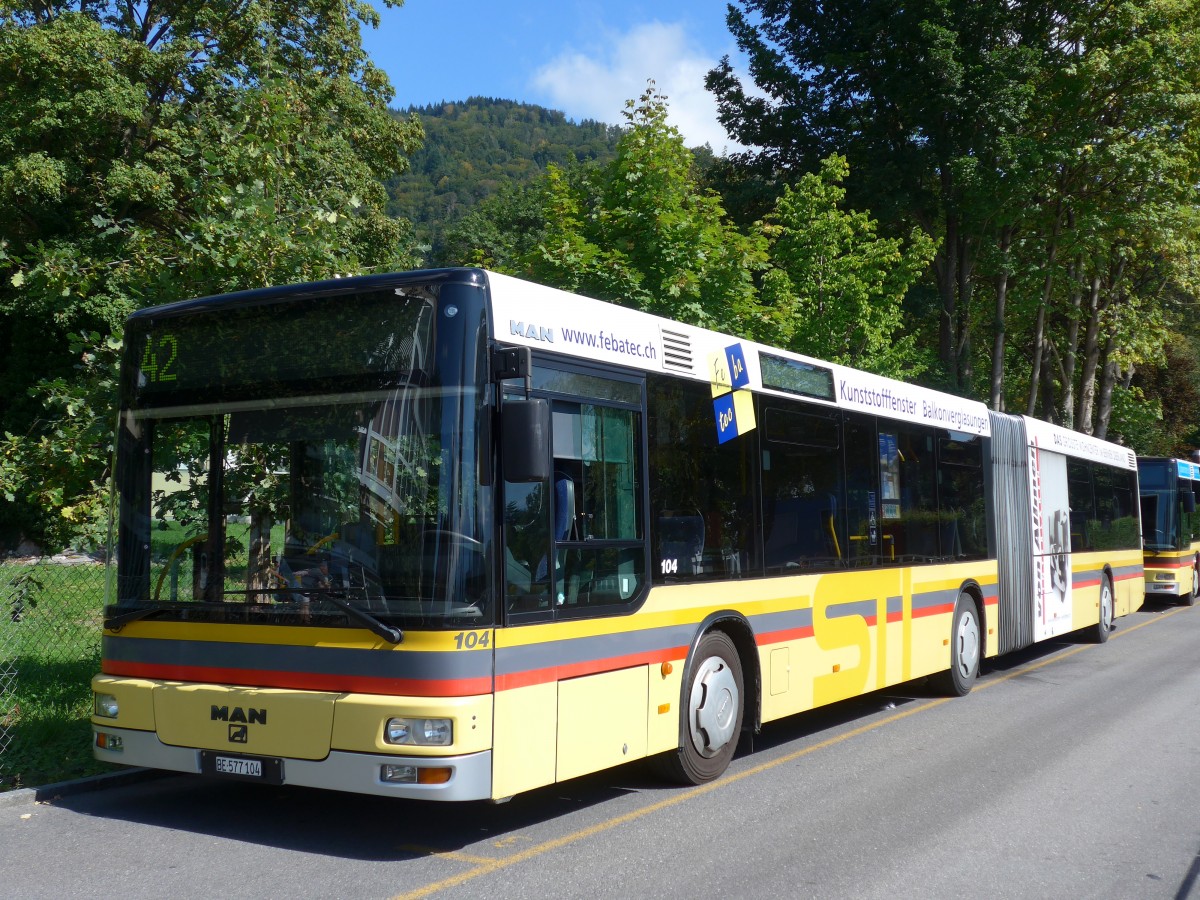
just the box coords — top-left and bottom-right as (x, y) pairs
(102, 659), (491, 697)
(756, 626), (815, 645)
(912, 602), (955, 619)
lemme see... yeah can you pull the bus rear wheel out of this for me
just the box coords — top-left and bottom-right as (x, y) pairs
(935, 594), (980, 697)
(1093, 574), (1114, 643)
(654, 630), (744, 785)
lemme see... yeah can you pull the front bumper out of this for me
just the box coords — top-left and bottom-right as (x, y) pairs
(93, 726), (493, 801)
(1145, 580), (1181, 595)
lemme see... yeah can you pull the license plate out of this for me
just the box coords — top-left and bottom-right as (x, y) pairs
(216, 756), (261, 777)
(200, 751), (283, 784)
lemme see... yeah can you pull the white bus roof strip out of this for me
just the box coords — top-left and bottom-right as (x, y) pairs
(1021, 416), (1137, 470)
(485, 270), (995, 436)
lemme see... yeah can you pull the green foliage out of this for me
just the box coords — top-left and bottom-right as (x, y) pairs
(452, 87), (931, 374)
(1127, 338), (1200, 455)
(0, 332), (119, 550)
(440, 182), (552, 270)
(504, 84), (765, 330)
(0, 1), (422, 547)
(711, 0), (1200, 443)
(754, 156), (938, 379)
(388, 98), (621, 264)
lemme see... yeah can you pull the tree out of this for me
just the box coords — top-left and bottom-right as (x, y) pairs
(508, 84), (765, 331)
(755, 156), (937, 379)
(708, 0), (1043, 390)
(454, 89), (935, 382)
(0, 1), (423, 546)
(1007, 0), (1200, 435)
(709, 0), (1200, 442)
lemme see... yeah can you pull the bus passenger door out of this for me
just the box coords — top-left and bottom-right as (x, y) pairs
(493, 365), (648, 797)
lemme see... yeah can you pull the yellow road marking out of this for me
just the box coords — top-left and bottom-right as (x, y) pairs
(393, 604), (1190, 899)
(397, 848), (500, 867)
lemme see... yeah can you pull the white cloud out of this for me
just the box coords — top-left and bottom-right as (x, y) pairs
(532, 21), (745, 154)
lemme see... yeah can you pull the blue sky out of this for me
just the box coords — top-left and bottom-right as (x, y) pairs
(360, 0), (750, 152)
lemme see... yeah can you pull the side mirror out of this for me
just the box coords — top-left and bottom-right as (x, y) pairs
(502, 398), (550, 483)
(1185, 491), (1196, 514)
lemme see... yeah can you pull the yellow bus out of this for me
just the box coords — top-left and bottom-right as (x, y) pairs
(1138, 457), (1200, 605)
(93, 268), (1144, 800)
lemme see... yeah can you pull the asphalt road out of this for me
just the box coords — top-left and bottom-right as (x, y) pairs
(5, 599), (1200, 899)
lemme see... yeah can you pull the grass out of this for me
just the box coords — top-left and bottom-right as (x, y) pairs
(1, 525), (294, 791)
(1, 562), (114, 790)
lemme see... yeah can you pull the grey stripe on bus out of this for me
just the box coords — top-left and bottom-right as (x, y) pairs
(103, 635), (493, 681)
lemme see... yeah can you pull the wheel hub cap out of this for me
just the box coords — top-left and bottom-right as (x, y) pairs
(689, 656), (738, 758)
(956, 612), (980, 676)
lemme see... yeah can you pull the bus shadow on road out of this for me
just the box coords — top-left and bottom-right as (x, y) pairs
(48, 766), (654, 861)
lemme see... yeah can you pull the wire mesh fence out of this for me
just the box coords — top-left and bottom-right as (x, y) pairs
(0, 556), (107, 790)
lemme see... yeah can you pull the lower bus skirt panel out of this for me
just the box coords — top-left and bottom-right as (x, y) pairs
(92, 726), (493, 801)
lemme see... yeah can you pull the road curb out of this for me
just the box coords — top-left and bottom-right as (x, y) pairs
(1, 767), (167, 809)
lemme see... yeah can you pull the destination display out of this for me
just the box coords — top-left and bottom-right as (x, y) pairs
(126, 287), (437, 407)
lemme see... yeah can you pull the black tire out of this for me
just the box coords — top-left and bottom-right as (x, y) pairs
(1093, 574), (1114, 643)
(653, 630), (744, 785)
(935, 594), (981, 697)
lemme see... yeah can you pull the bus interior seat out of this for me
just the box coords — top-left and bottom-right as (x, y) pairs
(534, 470), (579, 603)
(764, 495), (839, 570)
(554, 469), (578, 542)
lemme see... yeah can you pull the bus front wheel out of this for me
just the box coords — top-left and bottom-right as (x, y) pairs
(655, 630), (744, 785)
(936, 594), (980, 697)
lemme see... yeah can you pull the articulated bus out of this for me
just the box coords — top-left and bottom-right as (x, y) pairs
(1138, 457), (1200, 604)
(93, 268), (1144, 801)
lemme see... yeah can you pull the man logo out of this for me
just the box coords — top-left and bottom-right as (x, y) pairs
(229, 724), (249, 743)
(509, 320), (555, 343)
(211, 705), (267, 724)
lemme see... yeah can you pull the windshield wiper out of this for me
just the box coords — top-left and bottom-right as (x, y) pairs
(310, 591), (404, 644)
(104, 594), (403, 644)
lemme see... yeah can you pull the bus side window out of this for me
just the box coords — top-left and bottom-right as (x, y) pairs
(1066, 458), (1095, 551)
(760, 406), (843, 573)
(553, 402), (643, 609)
(505, 384), (645, 617)
(648, 377), (760, 581)
(844, 414), (880, 566)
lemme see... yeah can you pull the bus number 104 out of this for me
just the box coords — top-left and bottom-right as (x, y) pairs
(453, 631), (490, 650)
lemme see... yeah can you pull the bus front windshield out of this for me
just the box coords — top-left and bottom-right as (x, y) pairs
(1139, 460), (1177, 551)
(111, 279), (493, 629)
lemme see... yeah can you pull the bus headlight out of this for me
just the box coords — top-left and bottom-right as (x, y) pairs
(385, 717), (453, 746)
(95, 693), (119, 719)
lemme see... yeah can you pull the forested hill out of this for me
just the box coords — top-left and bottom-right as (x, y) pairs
(386, 97), (622, 263)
